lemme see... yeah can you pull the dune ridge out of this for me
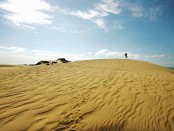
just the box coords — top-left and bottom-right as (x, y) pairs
(0, 59), (174, 131)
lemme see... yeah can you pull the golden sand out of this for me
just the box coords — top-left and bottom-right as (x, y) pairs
(0, 59), (174, 131)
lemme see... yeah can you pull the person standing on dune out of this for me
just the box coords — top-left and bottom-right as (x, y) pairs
(125, 52), (128, 59)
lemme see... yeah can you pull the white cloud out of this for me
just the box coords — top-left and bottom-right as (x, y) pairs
(167, 56), (174, 59)
(70, 10), (104, 20)
(70, 8), (108, 30)
(92, 19), (106, 30)
(148, 6), (162, 21)
(0, 46), (139, 64)
(95, 49), (124, 57)
(71, 0), (120, 19)
(0, 0), (54, 26)
(0, 46), (170, 65)
(70, 0), (164, 31)
(128, 5), (143, 17)
(96, 49), (108, 55)
(70, 9), (107, 30)
(95, 49), (140, 58)
(0, 46), (6, 49)
(7, 46), (28, 52)
(145, 54), (165, 58)
(53, 26), (66, 32)
(70, 0), (121, 30)
(53, 25), (91, 33)
(96, 0), (121, 15)
(96, 49), (167, 59)
(0, 46), (95, 64)
(128, 53), (140, 59)
(71, 0), (144, 20)
(113, 21), (122, 30)
(69, 0), (145, 30)
(0, 46), (28, 52)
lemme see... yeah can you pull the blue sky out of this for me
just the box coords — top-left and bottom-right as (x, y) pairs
(0, 0), (174, 67)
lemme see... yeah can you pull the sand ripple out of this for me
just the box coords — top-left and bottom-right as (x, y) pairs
(0, 60), (174, 131)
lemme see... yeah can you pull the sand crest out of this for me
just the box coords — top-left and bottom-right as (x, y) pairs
(0, 59), (174, 131)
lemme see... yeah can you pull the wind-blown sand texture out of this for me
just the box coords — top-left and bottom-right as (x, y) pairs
(0, 59), (174, 131)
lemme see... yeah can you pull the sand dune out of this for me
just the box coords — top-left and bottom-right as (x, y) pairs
(0, 59), (174, 131)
